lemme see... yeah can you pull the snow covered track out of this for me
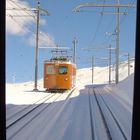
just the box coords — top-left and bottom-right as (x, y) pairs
(6, 62), (134, 140)
(6, 88), (76, 140)
(6, 86), (132, 140)
(87, 87), (111, 140)
(6, 93), (53, 128)
(92, 86), (131, 140)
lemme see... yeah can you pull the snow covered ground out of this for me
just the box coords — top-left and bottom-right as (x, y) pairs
(6, 60), (135, 140)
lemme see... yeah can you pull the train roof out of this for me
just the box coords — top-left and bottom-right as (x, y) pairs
(44, 48), (76, 66)
(44, 57), (76, 66)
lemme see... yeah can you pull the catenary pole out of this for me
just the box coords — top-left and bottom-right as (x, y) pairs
(109, 45), (112, 84)
(128, 53), (130, 76)
(92, 56), (94, 84)
(73, 38), (77, 64)
(33, 2), (40, 91)
(115, 0), (120, 84)
(6, 1), (50, 90)
(33, 1), (50, 91)
(73, 2), (136, 84)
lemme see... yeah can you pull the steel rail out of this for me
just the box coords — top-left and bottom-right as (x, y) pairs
(7, 88), (76, 140)
(93, 88), (128, 140)
(92, 88), (112, 140)
(6, 93), (56, 129)
(6, 93), (53, 127)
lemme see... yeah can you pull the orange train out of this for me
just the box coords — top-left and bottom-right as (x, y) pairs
(44, 58), (76, 90)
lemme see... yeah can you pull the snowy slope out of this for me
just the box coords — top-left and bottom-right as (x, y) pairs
(6, 60), (135, 140)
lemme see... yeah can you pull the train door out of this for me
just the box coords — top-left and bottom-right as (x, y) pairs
(44, 64), (58, 89)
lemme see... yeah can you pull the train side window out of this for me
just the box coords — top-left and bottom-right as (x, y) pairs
(46, 66), (56, 74)
(59, 66), (68, 74)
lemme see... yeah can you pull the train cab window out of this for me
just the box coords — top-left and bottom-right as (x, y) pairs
(59, 66), (68, 74)
(46, 65), (57, 74)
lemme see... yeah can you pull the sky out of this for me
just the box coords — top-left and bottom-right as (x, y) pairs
(6, 0), (137, 83)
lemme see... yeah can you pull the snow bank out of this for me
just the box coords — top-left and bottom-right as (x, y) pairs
(104, 73), (134, 108)
(6, 60), (135, 106)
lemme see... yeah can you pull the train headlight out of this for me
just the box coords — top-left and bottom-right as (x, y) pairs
(65, 78), (68, 81)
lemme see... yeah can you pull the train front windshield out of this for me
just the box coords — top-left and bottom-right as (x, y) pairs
(46, 65), (68, 75)
(59, 66), (68, 74)
(46, 65), (57, 74)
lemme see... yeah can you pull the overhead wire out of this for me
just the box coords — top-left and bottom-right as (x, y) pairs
(79, 1), (121, 67)
(6, 1), (32, 34)
(86, 0), (106, 49)
(6, 0), (36, 30)
(81, 0), (116, 61)
(89, 0), (136, 54)
(92, 0), (118, 48)
(119, 0), (136, 57)
(6, 2), (35, 33)
(6, 0), (57, 48)
(120, 0), (136, 25)
(98, 14), (116, 47)
(7, 13), (56, 48)
(6, 15), (30, 34)
(7, 0), (36, 19)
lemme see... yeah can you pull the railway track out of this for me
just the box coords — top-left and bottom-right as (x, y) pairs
(104, 86), (132, 112)
(96, 87), (131, 139)
(6, 88), (76, 140)
(7, 86), (130, 140)
(88, 86), (129, 140)
(88, 87), (109, 140)
(6, 93), (53, 128)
